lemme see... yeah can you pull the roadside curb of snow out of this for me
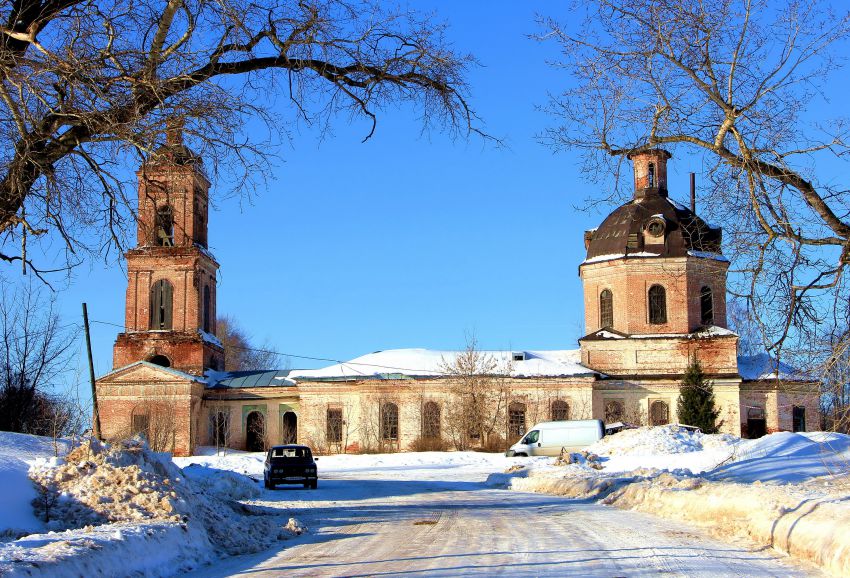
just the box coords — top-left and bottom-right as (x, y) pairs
(0, 521), (211, 577)
(490, 469), (850, 576)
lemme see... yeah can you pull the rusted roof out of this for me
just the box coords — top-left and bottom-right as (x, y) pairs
(584, 194), (722, 261)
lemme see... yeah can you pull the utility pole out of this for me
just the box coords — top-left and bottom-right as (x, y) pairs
(82, 303), (102, 440)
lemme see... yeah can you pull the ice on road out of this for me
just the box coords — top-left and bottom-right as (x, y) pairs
(185, 453), (820, 577)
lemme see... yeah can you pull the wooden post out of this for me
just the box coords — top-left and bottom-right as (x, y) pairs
(82, 303), (102, 440)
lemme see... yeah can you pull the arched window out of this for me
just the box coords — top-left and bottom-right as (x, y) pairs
(551, 399), (570, 421)
(600, 289), (613, 328)
(422, 401), (441, 439)
(700, 286), (714, 325)
(149, 279), (173, 330)
(155, 205), (174, 246)
(604, 400), (624, 423)
(508, 402), (527, 439)
(650, 400), (669, 426)
(380, 402), (399, 442)
(203, 285), (211, 333)
(648, 284), (667, 324)
(648, 162), (656, 187)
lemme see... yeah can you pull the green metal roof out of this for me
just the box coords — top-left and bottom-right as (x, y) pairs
(207, 369), (294, 389)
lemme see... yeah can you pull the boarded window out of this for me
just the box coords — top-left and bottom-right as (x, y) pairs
(422, 401), (441, 439)
(650, 400), (669, 426)
(327, 408), (343, 443)
(648, 162), (656, 187)
(380, 403), (399, 441)
(600, 289), (613, 328)
(700, 286), (714, 325)
(551, 399), (570, 421)
(648, 285), (667, 324)
(149, 279), (173, 330)
(508, 402), (527, 438)
(155, 206), (174, 246)
(604, 400), (624, 423)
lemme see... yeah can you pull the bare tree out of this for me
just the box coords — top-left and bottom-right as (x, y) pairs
(440, 336), (511, 451)
(0, 0), (484, 275)
(539, 1), (850, 357)
(216, 315), (285, 371)
(0, 280), (77, 435)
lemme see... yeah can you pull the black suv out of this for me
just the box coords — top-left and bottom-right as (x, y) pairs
(263, 444), (318, 489)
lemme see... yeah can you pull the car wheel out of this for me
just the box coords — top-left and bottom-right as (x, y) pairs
(310, 481), (318, 490)
(264, 476), (271, 489)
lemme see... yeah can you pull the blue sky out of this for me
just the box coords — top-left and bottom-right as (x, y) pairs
(42, 1), (733, 380)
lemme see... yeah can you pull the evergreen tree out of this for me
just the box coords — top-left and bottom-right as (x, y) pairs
(677, 360), (721, 433)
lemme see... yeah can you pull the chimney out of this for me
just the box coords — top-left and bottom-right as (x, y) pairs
(690, 172), (696, 212)
(627, 149), (672, 199)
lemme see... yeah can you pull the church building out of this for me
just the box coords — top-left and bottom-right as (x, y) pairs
(94, 137), (819, 456)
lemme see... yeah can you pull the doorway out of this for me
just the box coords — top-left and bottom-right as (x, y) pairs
(281, 411), (297, 444)
(245, 411), (266, 452)
(746, 407), (767, 439)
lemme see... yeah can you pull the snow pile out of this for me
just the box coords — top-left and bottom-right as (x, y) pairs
(2, 437), (287, 577)
(180, 463), (260, 501)
(494, 428), (850, 576)
(0, 432), (70, 539)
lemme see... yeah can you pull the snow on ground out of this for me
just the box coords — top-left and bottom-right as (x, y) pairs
(0, 437), (290, 577)
(0, 432), (70, 539)
(489, 425), (850, 576)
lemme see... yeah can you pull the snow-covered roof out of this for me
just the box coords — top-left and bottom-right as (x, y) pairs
(738, 352), (807, 382)
(288, 348), (597, 380)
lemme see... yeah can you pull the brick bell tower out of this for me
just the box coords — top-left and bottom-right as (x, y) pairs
(112, 124), (224, 375)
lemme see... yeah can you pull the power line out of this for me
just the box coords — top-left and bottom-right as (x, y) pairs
(88, 317), (454, 375)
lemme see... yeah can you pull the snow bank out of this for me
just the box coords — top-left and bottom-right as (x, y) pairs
(0, 432), (70, 538)
(1, 437), (287, 577)
(493, 428), (850, 576)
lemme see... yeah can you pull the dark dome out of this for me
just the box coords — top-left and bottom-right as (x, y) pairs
(584, 194), (722, 261)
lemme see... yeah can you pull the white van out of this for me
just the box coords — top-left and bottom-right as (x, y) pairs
(506, 420), (605, 457)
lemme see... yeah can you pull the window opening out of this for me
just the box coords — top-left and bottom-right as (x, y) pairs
(149, 279), (173, 330)
(605, 400), (624, 423)
(551, 400), (570, 421)
(600, 289), (613, 328)
(508, 402), (527, 439)
(700, 286), (714, 325)
(648, 162), (656, 187)
(327, 408), (343, 444)
(155, 206), (174, 246)
(792, 406), (806, 432)
(648, 285), (667, 324)
(149, 354), (170, 368)
(422, 401), (441, 439)
(650, 400), (669, 426)
(380, 402), (399, 442)
(203, 285), (211, 333)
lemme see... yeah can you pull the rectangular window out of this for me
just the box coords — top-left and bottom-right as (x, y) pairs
(327, 408), (343, 443)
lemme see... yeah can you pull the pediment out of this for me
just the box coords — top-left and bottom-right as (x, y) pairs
(96, 361), (202, 385)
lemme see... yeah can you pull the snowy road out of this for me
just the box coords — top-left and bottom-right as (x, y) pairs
(185, 455), (820, 577)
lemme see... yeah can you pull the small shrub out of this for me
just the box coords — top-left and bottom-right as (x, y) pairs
(409, 436), (450, 452)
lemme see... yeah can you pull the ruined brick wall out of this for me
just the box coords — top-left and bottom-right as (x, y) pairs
(740, 382), (821, 436)
(96, 366), (204, 456)
(581, 257), (728, 336)
(580, 335), (739, 377)
(593, 377), (742, 436)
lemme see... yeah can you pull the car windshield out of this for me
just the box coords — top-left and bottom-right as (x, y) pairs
(271, 447), (311, 459)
